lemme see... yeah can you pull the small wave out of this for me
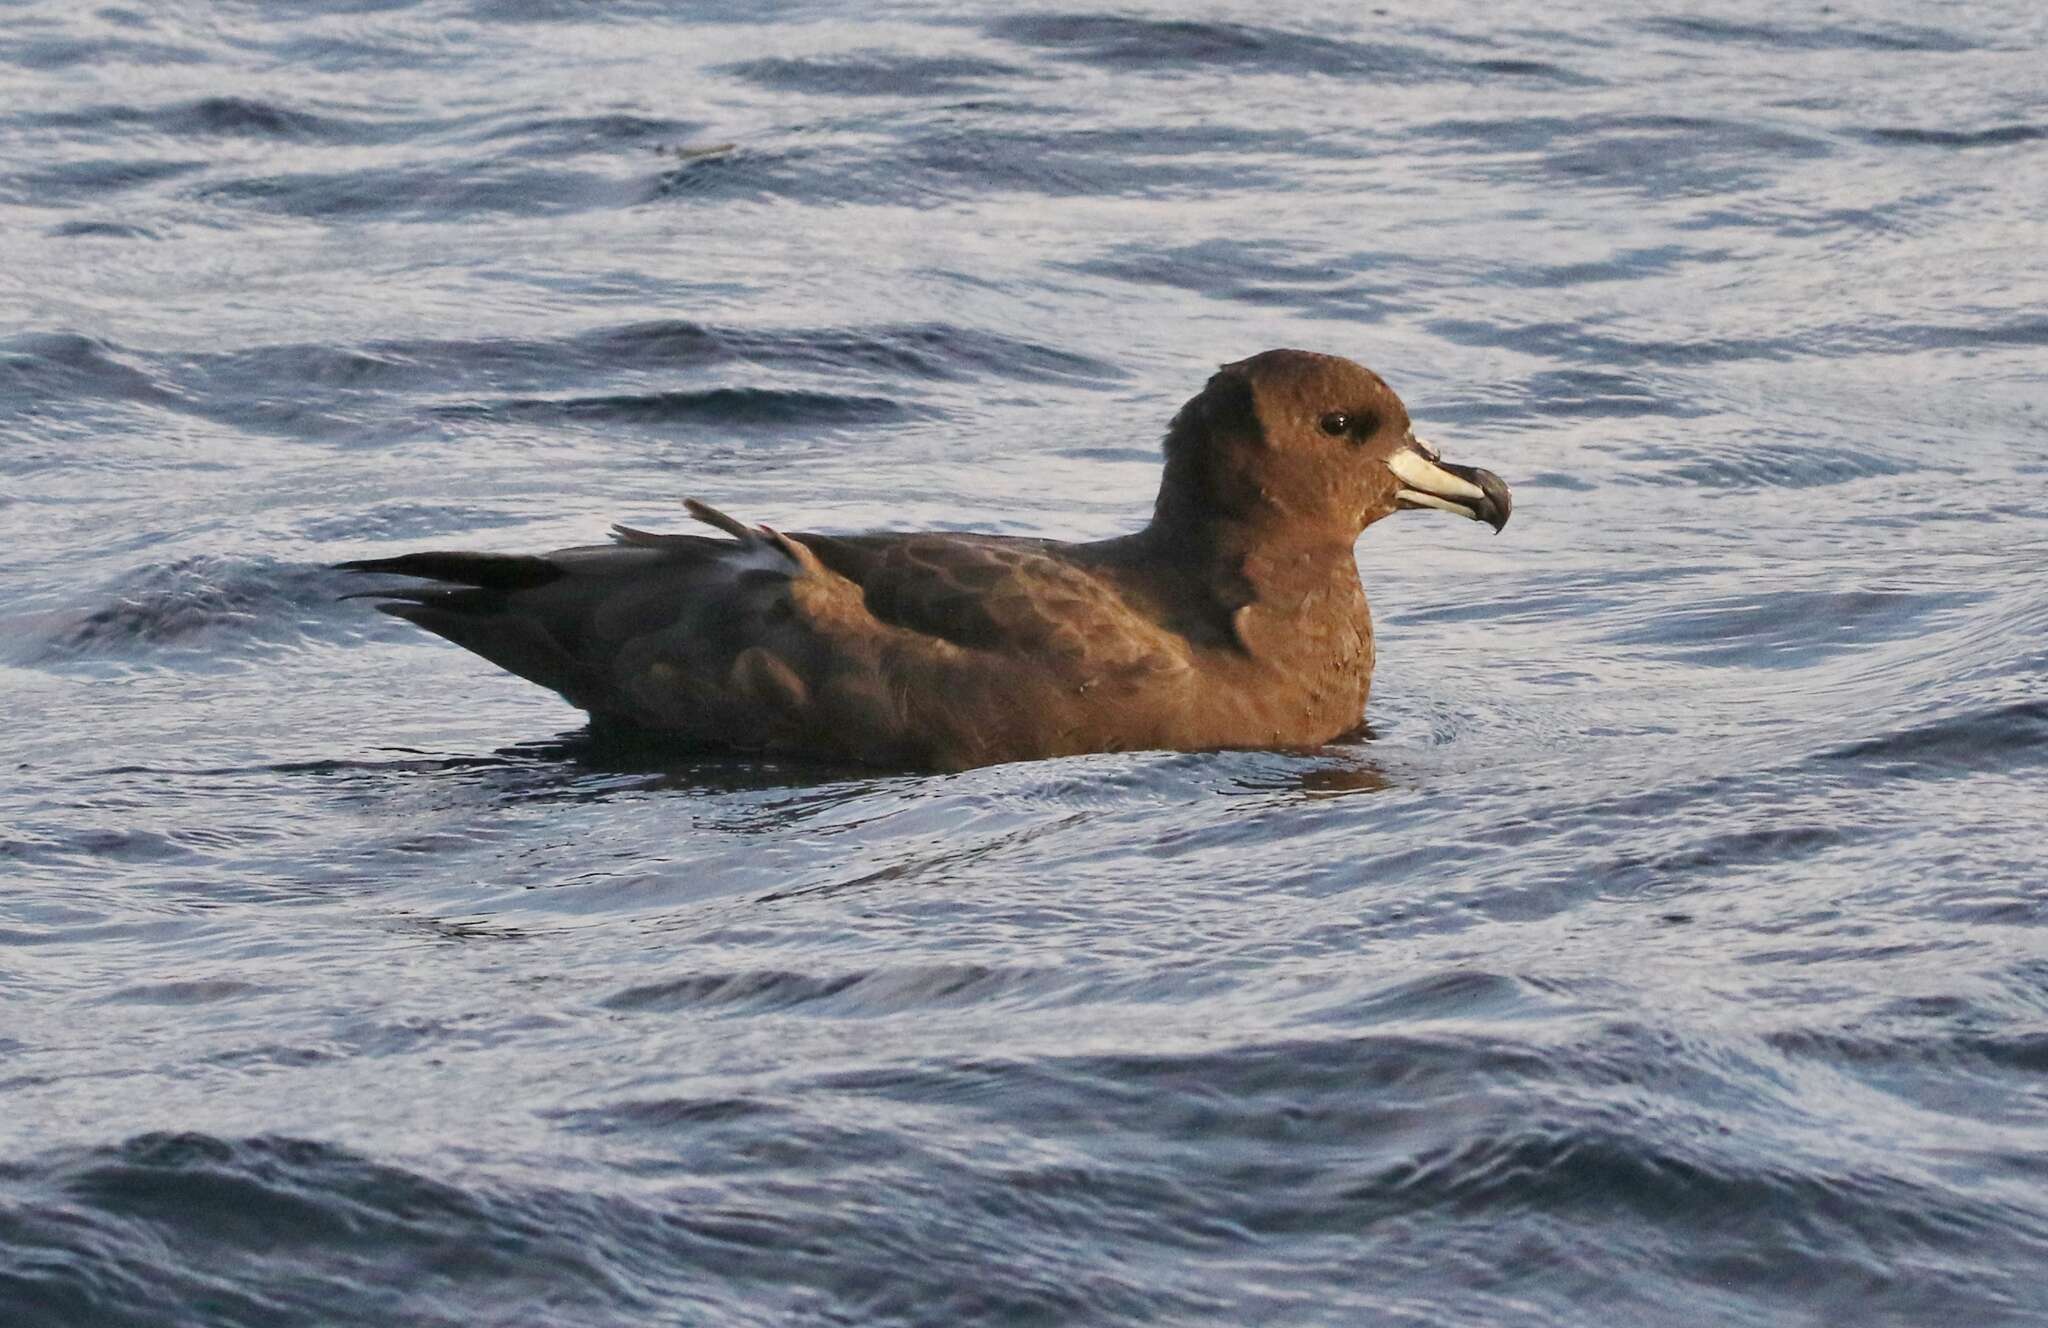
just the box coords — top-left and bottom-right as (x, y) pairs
(0, 825), (200, 870)
(1410, 112), (1832, 198)
(543, 1095), (793, 1135)
(22, 556), (350, 664)
(722, 51), (1031, 97)
(3, 157), (204, 206)
(463, 0), (656, 20)
(0, 332), (177, 412)
(0, 330), (418, 441)
(1495, 243), (1729, 289)
(1864, 124), (2048, 149)
(163, 323), (1117, 411)
(2, 1133), (648, 1328)
(601, 962), (1042, 1016)
(1346, 1105), (2017, 1321)
(1650, 442), (1910, 489)
(987, 13), (1444, 81)
(573, 320), (1125, 386)
(435, 387), (929, 429)
(1578, 823), (1850, 896)
(1940, 316), (2048, 348)
(1517, 368), (1688, 420)
(1295, 969), (1533, 1026)
(167, 95), (353, 141)
(648, 123), (1307, 207)
(1435, 311), (2048, 370)
(100, 979), (267, 1006)
(1460, 57), (1602, 86)
(43, 219), (156, 239)
(1640, 15), (1977, 53)
(1425, 317), (1800, 369)
(24, 95), (349, 139)
(646, 143), (781, 202)
(647, 113), (1335, 206)
(471, 110), (700, 147)
(908, 123), (1302, 199)
(1069, 239), (1411, 321)
(1605, 588), (1952, 667)
(3, 34), (207, 72)
(1819, 699), (2048, 778)
(1771, 1023), (2048, 1082)
(199, 163), (629, 221)
(2, 322), (1106, 447)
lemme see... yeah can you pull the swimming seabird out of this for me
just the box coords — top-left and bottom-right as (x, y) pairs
(341, 349), (1511, 769)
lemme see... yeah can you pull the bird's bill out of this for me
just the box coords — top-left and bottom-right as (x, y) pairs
(1389, 438), (1512, 532)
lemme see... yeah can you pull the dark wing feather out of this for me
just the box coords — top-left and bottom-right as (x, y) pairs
(800, 532), (1171, 670)
(338, 530), (744, 717)
(342, 506), (1189, 765)
(334, 551), (561, 591)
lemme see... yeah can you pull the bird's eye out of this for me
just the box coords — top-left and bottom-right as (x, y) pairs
(1319, 413), (1350, 437)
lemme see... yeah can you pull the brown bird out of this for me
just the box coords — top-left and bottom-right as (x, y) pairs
(340, 349), (1511, 770)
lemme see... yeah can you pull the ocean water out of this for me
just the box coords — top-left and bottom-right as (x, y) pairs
(3, 1), (2046, 1323)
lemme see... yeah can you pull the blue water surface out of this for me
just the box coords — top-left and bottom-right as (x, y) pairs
(3, 1), (2046, 1324)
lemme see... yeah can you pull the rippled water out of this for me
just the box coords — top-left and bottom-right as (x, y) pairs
(5, 1), (2047, 1324)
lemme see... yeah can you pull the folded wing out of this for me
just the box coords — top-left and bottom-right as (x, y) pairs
(340, 501), (1184, 765)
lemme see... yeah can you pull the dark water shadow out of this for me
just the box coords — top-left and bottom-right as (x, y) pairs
(1227, 739), (1394, 801)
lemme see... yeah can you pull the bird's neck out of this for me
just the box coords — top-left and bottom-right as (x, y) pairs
(1136, 509), (1367, 655)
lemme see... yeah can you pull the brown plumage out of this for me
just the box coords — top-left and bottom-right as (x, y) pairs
(340, 349), (1511, 770)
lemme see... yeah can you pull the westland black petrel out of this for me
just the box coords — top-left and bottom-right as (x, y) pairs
(341, 350), (1512, 770)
